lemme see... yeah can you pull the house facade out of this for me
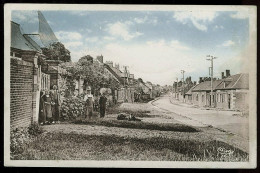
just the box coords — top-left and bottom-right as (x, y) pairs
(215, 73), (249, 111)
(10, 21), (43, 128)
(191, 80), (222, 107)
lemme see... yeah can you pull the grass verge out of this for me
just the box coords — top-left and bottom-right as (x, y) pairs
(73, 119), (199, 132)
(12, 132), (248, 161)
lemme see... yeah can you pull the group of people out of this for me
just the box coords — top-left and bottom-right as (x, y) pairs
(83, 86), (107, 119)
(39, 85), (108, 124)
(39, 85), (61, 125)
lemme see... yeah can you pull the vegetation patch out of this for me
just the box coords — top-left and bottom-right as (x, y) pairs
(11, 123), (44, 158)
(73, 119), (199, 132)
(12, 132), (249, 161)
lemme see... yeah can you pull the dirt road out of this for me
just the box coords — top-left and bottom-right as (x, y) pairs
(150, 94), (249, 139)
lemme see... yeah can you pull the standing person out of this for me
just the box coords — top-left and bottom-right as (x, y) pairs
(44, 90), (53, 124)
(52, 85), (61, 123)
(84, 86), (94, 119)
(99, 93), (107, 118)
(39, 90), (46, 125)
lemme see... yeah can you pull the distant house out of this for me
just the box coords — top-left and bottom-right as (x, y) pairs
(103, 63), (124, 85)
(184, 85), (196, 104)
(215, 73), (249, 111)
(139, 82), (151, 95)
(191, 80), (222, 107)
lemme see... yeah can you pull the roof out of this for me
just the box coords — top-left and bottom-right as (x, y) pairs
(24, 34), (45, 48)
(104, 64), (124, 84)
(139, 81), (150, 89)
(185, 85), (196, 95)
(216, 73), (249, 90)
(192, 80), (222, 92)
(38, 11), (58, 47)
(110, 66), (124, 77)
(11, 21), (40, 52)
(23, 35), (43, 52)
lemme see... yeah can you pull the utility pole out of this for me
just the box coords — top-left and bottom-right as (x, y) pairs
(181, 70), (185, 102)
(176, 77), (178, 100)
(123, 66), (129, 102)
(206, 55), (217, 107)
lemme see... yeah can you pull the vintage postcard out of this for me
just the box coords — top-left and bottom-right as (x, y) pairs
(4, 4), (257, 168)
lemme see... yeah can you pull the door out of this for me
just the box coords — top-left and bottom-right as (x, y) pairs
(228, 94), (231, 109)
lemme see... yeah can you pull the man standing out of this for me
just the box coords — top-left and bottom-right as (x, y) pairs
(84, 86), (94, 119)
(99, 93), (107, 118)
(52, 85), (61, 123)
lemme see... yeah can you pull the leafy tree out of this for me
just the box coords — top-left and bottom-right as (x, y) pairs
(42, 42), (71, 62)
(63, 55), (121, 97)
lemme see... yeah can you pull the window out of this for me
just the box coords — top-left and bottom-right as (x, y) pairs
(202, 95), (204, 102)
(196, 94), (198, 101)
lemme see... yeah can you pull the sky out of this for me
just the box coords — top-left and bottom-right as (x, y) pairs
(11, 10), (250, 85)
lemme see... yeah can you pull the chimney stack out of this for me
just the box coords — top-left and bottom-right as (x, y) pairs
(226, 70), (230, 77)
(115, 63), (120, 69)
(97, 55), (103, 63)
(199, 77), (203, 83)
(221, 72), (225, 79)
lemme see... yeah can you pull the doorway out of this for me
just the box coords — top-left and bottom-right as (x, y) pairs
(228, 94), (231, 109)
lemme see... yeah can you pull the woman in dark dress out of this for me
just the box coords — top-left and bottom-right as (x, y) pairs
(44, 90), (53, 124)
(99, 93), (107, 118)
(39, 90), (46, 125)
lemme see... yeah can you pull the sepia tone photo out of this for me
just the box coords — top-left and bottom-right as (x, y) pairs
(4, 4), (257, 168)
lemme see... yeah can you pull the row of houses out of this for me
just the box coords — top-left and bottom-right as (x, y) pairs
(95, 56), (162, 103)
(177, 70), (249, 111)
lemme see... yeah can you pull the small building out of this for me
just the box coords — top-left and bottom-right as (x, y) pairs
(215, 73), (249, 111)
(191, 80), (222, 107)
(184, 85), (196, 104)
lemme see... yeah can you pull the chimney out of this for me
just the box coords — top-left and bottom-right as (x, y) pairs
(226, 70), (230, 77)
(199, 77), (203, 83)
(97, 55), (103, 63)
(221, 72), (225, 79)
(115, 63), (120, 70)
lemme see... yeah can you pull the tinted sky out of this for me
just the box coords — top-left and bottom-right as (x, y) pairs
(12, 10), (250, 85)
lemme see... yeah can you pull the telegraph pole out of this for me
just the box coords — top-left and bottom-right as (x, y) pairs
(123, 66), (129, 102)
(181, 70), (185, 102)
(176, 77), (178, 99)
(206, 55), (217, 107)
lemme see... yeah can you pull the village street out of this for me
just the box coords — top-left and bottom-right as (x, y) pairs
(151, 94), (249, 140)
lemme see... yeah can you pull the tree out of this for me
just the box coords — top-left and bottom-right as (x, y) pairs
(42, 42), (71, 62)
(63, 55), (121, 97)
(137, 78), (143, 83)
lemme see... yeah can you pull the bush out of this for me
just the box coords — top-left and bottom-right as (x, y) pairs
(28, 122), (44, 136)
(10, 127), (30, 155)
(11, 123), (44, 156)
(61, 96), (85, 120)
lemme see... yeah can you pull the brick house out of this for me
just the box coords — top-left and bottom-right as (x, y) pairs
(215, 73), (249, 111)
(10, 21), (43, 128)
